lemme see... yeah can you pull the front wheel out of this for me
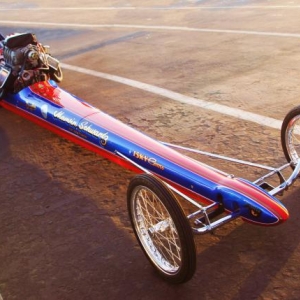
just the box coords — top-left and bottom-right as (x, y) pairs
(281, 106), (300, 166)
(127, 174), (196, 284)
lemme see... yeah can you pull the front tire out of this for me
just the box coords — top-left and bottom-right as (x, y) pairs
(281, 106), (300, 166)
(127, 174), (196, 284)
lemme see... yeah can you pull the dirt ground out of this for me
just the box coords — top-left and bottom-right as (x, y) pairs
(1, 0), (300, 299)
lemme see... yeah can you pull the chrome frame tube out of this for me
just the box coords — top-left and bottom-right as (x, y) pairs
(116, 148), (300, 234)
(192, 212), (240, 234)
(269, 160), (300, 196)
(252, 162), (290, 185)
(161, 142), (300, 197)
(115, 150), (204, 210)
(161, 142), (276, 171)
(116, 150), (240, 234)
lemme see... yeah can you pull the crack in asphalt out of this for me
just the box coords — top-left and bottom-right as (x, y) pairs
(57, 31), (150, 60)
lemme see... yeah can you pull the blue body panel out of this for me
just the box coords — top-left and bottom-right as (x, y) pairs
(1, 81), (289, 225)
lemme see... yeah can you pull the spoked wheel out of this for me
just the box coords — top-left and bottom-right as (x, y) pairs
(281, 105), (300, 166)
(127, 174), (196, 284)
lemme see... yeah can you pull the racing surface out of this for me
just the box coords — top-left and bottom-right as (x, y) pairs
(1, 0), (300, 299)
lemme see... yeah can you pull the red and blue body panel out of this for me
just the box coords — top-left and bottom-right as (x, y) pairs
(0, 80), (289, 226)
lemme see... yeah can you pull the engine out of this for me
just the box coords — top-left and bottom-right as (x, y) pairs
(4, 43), (45, 70)
(0, 32), (62, 95)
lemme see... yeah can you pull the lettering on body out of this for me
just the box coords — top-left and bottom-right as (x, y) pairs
(53, 111), (108, 146)
(133, 151), (164, 170)
(79, 121), (108, 145)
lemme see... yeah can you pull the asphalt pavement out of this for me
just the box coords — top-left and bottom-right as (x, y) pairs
(1, 1), (300, 299)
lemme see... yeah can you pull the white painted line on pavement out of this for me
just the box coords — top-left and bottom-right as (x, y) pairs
(0, 19), (287, 129)
(1, 6), (300, 10)
(1, 20), (300, 39)
(61, 63), (282, 130)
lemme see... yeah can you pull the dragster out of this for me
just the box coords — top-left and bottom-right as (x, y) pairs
(1, 32), (300, 283)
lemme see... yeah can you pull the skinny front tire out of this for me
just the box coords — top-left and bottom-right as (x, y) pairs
(281, 106), (300, 166)
(127, 174), (196, 284)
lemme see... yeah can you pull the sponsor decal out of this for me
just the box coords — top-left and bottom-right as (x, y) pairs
(79, 121), (108, 146)
(133, 151), (164, 170)
(54, 110), (78, 127)
(53, 110), (108, 146)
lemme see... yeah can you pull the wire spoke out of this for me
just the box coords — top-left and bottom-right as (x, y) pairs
(134, 187), (182, 272)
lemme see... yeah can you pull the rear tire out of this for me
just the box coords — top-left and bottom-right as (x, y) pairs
(127, 174), (196, 284)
